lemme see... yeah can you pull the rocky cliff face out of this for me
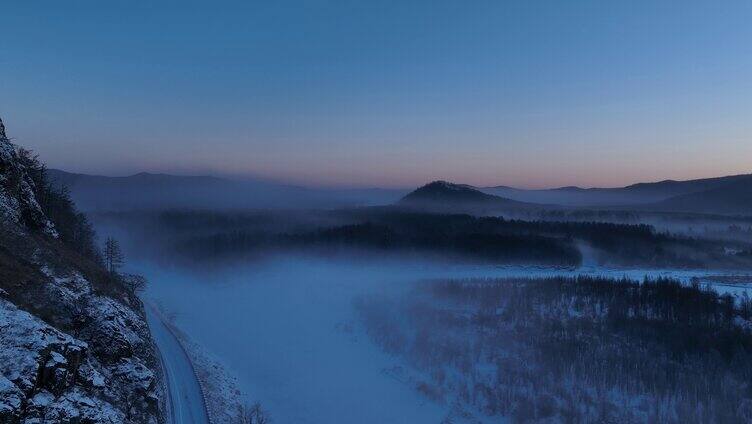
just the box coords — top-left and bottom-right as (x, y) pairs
(0, 117), (163, 423)
(0, 119), (56, 237)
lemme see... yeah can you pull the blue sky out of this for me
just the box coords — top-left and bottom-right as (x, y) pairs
(1, 1), (751, 188)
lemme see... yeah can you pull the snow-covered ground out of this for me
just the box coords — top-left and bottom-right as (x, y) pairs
(136, 257), (752, 424)
(140, 258), (454, 423)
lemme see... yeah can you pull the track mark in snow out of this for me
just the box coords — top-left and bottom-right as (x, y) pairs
(146, 305), (210, 424)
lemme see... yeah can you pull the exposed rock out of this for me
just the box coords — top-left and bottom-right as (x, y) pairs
(0, 289), (162, 423)
(0, 375), (24, 422)
(0, 117), (56, 236)
(0, 298), (88, 394)
(30, 388), (125, 424)
(80, 295), (149, 361)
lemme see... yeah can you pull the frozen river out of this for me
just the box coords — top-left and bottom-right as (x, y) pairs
(139, 257), (752, 423)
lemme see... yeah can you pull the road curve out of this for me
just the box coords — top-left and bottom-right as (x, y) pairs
(145, 305), (210, 424)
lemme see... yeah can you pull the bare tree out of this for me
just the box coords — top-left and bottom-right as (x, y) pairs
(103, 237), (124, 275)
(239, 402), (271, 424)
(121, 273), (148, 295)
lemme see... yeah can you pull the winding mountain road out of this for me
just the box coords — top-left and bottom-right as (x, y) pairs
(145, 305), (210, 424)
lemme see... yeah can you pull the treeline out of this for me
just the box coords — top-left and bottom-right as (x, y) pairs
(356, 276), (752, 423)
(515, 209), (642, 223)
(349, 210), (741, 267)
(159, 209), (749, 268)
(174, 220), (582, 266)
(18, 148), (100, 261)
(173, 224), (581, 266)
(292, 222), (581, 265)
(509, 209), (752, 226)
(0, 143), (147, 321)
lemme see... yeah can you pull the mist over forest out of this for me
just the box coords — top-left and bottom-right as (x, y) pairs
(2, 3), (752, 423)
(2, 113), (752, 423)
(77, 174), (752, 424)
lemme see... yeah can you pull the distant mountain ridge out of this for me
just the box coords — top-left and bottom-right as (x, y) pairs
(49, 169), (751, 215)
(481, 174), (752, 214)
(47, 169), (228, 191)
(47, 169), (408, 211)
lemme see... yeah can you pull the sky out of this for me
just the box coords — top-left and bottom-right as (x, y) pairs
(1, 1), (751, 189)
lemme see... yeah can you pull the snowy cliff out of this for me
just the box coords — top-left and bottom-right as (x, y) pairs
(0, 117), (163, 423)
(0, 119), (56, 237)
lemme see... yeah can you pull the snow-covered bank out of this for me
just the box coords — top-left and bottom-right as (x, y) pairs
(150, 303), (246, 424)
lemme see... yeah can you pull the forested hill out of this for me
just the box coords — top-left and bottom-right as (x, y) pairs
(650, 178), (752, 215)
(398, 181), (539, 212)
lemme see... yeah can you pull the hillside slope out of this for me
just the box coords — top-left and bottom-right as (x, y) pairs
(652, 179), (752, 215)
(0, 117), (163, 423)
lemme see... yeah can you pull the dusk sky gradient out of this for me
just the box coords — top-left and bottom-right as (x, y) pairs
(1, 1), (751, 188)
